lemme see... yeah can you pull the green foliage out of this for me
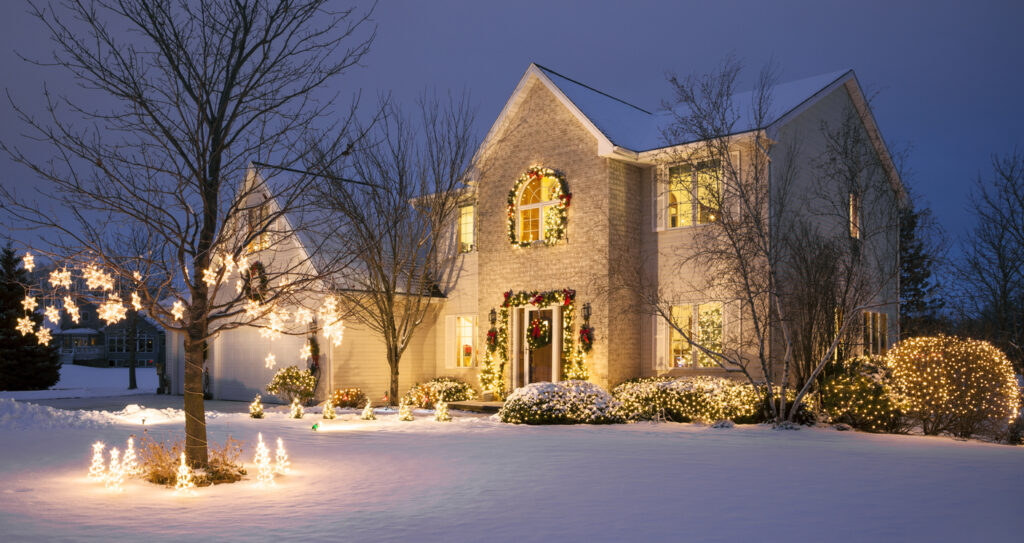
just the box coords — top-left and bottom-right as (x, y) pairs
(266, 365), (316, 405)
(403, 376), (477, 409)
(899, 205), (944, 336)
(330, 387), (366, 408)
(0, 245), (60, 391)
(499, 380), (623, 425)
(819, 355), (909, 433)
(612, 376), (762, 423)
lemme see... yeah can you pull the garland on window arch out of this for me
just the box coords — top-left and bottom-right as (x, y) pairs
(241, 261), (269, 303)
(478, 288), (590, 399)
(506, 166), (571, 247)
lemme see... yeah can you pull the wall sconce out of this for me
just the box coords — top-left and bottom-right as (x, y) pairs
(582, 302), (591, 323)
(489, 308), (497, 325)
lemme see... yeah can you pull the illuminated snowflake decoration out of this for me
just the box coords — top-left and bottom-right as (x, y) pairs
(293, 308), (313, 326)
(83, 265), (114, 291)
(298, 343), (312, 361)
(202, 267), (218, 287)
(22, 252), (35, 272)
(131, 292), (143, 311)
(324, 319), (345, 347)
(64, 296), (80, 323)
(235, 280), (244, 294)
(221, 254), (236, 274)
(16, 316), (34, 336)
(21, 296), (38, 312)
(245, 299), (262, 319)
(98, 295), (127, 325)
(237, 256), (250, 274)
(36, 327), (52, 346)
(264, 352), (276, 369)
(49, 268), (72, 289)
(44, 306), (61, 325)
(171, 300), (185, 322)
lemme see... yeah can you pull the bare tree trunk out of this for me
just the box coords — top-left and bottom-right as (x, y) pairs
(183, 330), (208, 466)
(127, 312), (137, 390)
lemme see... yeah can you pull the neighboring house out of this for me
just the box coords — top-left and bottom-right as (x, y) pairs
(166, 63), (902, 401)
(54, 303), (167, 369)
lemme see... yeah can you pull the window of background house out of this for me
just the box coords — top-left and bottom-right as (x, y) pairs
(863, 311), (888, 355)
(668, 159), (721, 228)
(849, 192), (861, 239)
(458, 205), (475, 253)
(455, 315), (476, 368)
(669, 302), (724, 368)
(518, 175), (558, 242)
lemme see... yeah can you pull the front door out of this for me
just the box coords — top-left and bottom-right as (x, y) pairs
(527, 309), (553, 383)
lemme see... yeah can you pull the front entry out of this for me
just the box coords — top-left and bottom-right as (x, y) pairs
(528, 309), (553, 383)
(511, 305), (562, 388)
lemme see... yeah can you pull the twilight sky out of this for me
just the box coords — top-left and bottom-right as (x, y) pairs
(1, 0), (1022, 246)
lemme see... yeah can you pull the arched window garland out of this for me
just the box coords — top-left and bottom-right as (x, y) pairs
(241, 261), (269, 303)
(506, 166), (571, 247)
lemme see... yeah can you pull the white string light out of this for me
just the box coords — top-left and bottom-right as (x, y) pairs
(35, 327), (52, 346)
(264, 353), (276, 369)
(21, 296), (37, 312)
(44, 306), (61, 325)
(174, 452), (196, 495)
(254, 433), (274, 487)
(274, 438), (290, 474)
(16, 316), (34, 336)
(171, 301), (185, 322)
(22, 252), (34, 272)
(99, 295), (128, 325)
(88, 442), (106, 481)
(64, 296), (80, 323)
(49, 268), (71, 289)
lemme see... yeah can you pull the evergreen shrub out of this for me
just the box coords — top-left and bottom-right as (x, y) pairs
(403, 376), (477, 408)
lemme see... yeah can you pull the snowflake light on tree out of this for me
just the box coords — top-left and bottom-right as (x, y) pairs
(99, 295), (128, 325)
(245, 299), (262, 319)
(254, 433), (274, 487)
(16, 316), (34, 336)
(171, 301), (185, 321)
(21, 295), (37, 312)
(298, 343), (312, 361)
(293, 308), (313, 326)
(49, 268), (72, 289)
(83, 264), (114, 291)
(174, 452), (196, 495)
(237, 256), (250, 275)
(202, 267), (218, 287)
(64, 296), (80, 323)
(35, 327), (52, 346)
(131, 292), (143, 311)
(264, 353), (276, 369)
(22, 251), (34, 272)
(105, 447), (124, 492)
(274, 438), (290, 474)
(87, 442), (106, 481)
(44, 306), (61, 325)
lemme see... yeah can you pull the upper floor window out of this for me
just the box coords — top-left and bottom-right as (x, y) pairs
(458, 205), (475, 253)
(518, 175), (559, 243)
(863, 311), (887, 355)
(668, 159), (721, 228)
(247, 198), (271, 253)
(849, 192), (861, 239)
(669, 302), (724, 368)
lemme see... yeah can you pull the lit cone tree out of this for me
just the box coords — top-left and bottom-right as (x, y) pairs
(0, 245), (59, 391)
(122, 437), (140, 477)
(105, 448), (124, 491)
(174, 452), (196, 494)
(87, 442), (106, 481)
(254, 433), (274, 487)
(275, 438), (290, 474)
(249, 395), (265, 419)
(361, 399), (376, 420)
(434, 400), (451, 422)
(322, 398), (336, 420)
(398, 400), (414, 421)
(290, 398), (304, 419)
(0, 1), (376, 467)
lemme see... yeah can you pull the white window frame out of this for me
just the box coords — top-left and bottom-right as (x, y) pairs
(446, 314), (478, 369)
(663, 302), (725, 369)
(658, 152), (738, 231)
(517, 179), (559, 243)
(457, 204), (475, 253)
(849, 192), (862, 239)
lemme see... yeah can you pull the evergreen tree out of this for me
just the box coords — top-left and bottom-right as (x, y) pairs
(0, 245), (60, 390)
(899, 205), (944, 336)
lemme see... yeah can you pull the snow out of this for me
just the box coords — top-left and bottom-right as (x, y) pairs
(0, 365), (158, 401)
(0, 398), (1022, 542)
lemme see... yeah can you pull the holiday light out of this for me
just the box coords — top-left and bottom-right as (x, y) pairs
(274, 438), (290, 474)
(99, 295), (128, 325)
(237, 256), (250, 274)
(174, 452), (196, 494)
(132, 270), (142, 281)
(289, 398), (303, 419)
(22, 251), (34, 272)
(249, 394), (265, 418)
(122, 437), (140, 476)
(322, 398), (335, 420)
(259, 308), (288, 341)
(49, 268), (72, 289)
(88, 441), (106, 481)
(202, 267), (218, 287)
(361, 399), (376, 420)
(245, 299), (262, 319)
(36, 327), (52, 346)
(83, 264), (114, 291)
(171, 301), (185, 321)
(264, 353), (276, 369)
(298, 343), (312, 361)
(44, 306), (60, 325)
(64, 296), (80, 323)
(434, 400), (451, 422)
(16, 316), (34, 336)
(21, 295), (37, 312)
(236, 279), (244, 294)
(105, 447), (124, 491)
(131, 292), (143, 311)
(222, 254), (236, 274)
(398, 400), (413, 421)
(293, 308), (313, 326)
(254, 433), (274, 487)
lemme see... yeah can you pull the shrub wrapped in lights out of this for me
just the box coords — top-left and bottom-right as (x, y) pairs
(329, 387), (367, 408)
(499, 380), (623, 425)
(266, 365), (316, 405)
(249, 394), (265, 419)
(885, 335), (1021, 438)
(402, 376), (478, 409)
(612, 376), (762, 423)
(819, 355), (909, 434)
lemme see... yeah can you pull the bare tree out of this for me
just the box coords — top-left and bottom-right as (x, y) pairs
(612, 58), (901, 422)
(313, 94), (476, 405)
(0, 0), (374, 465)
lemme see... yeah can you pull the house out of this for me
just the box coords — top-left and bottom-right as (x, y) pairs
(167, 63), (903, 402)
(55, 303), (166, 369)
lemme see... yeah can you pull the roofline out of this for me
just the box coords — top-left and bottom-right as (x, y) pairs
(533, 63), (651, 115)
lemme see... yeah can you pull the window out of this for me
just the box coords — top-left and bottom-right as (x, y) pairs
(669, 302), (723, 368)
(863, 311), (888, 355)
(849, 192), (861, 239)
(458, 205), (475, 253)
(108, 335), (126, 353)
(667, 159), (721, 228)
(137, 334), (154, 353)
(454, 316), (477, 368)
(247, 198), (271, 253)
(518, 175), (559, 243)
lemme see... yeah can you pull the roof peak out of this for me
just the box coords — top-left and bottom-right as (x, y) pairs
(532, 63), (652, 115)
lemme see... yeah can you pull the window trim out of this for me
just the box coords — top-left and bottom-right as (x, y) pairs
(517, 178), (559, 243)
(457, 204), (475, 253)
(665, 158), (723, 230)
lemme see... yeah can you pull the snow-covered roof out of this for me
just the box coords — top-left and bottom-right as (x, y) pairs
(535, 64), (852, 152)
(55, 327), (100, 335)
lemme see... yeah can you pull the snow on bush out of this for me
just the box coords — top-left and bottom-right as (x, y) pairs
(403, 376), (477, 409)
(499, 380), (623, 425)
(612, 376), (761, 423)
(0, 398), (109, 430)
(886, 335), (1021, 438)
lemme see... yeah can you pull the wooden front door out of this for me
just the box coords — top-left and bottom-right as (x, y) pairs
(528, 309), (553, 383)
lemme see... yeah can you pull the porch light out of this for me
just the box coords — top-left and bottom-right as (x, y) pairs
(489, 308), (497, 325)
(582, 302), (591, 323)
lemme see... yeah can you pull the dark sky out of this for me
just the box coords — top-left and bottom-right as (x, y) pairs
(2, 0), (1022, 245)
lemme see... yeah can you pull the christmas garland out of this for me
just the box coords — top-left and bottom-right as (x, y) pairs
(478, 288), (590, 398)
(507, 166), (571, 247)
(578, 325), (595, 354)
(242, 261), (269, 303)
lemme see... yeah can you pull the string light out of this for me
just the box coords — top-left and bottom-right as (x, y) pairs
(171, 301), (185, 321)
(44, 306), (60, 325)
(64, 296), (80, 323)
(245, 299), (262, 319)
(122, 437), (141, 476)
(174, 453), (196, 494)
(105, 447), (124, 492)
(322, 398), (335, 420)
(298, 343), (312, 361)
(99, 295), (128, 325)
(434, 400), (451, 422)
(249, 394), (265, 418)
(237, 256), (250, 275)
(16, 316), (34, 336)
(254, 433), (274, 487)
(35, 327), (52, 346)
(274, 438), (290, 474)
(131, 292), (143, 311)
(236, 280), (244, 294)
(88, 441), (106, 481)
(264, 353), (276, 369)
(83, 264), (114, 291)
(398, 399), (414, 421)
(293, 308), (313, 326)
(202, 268), (218, 287)
(49, 268), (71, 289)
(361, 399), (376, 420)
(22, 252), (34, 272)
(21, 295), (37, 313)
(289, 398), (303, 419)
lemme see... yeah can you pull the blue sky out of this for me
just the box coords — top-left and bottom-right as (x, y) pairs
(1, 0), (1022, 243)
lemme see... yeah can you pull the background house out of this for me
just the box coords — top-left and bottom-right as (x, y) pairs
(55, 303), (166, 369)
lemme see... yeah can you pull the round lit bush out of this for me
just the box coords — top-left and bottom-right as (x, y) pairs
(266, 365), (316, 405)
(819, 355), (909, 433)
(403, 376), (477, 408)
(612, 376), (761, 423)
(499, 380), (623, 425)
(886, 336), (1020, 438)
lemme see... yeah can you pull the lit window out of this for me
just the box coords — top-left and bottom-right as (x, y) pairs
(455, 316), (476, 368)
(518, 175), (559, 242)
(667, 160), (720, 228)
(458, 205), (475, 253)
(849, 192), (861, 239)
(669, 302), (724, 368)
(247, 198), (271, 253)
(863, 311), (888, 355)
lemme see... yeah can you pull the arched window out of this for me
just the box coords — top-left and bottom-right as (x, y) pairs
(518, 175), (559, 243)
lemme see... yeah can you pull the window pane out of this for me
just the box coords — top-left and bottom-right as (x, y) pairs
(697, 303), (723, 367)
(520, 208), (540, 242)
(456, 316), (474, 368)
(670, 305), (693, 368)
(521, 178), (541, 205)
(696, 160), (720, 224)
(879, 313), (887, 354)
(669, 165), (693, 227)
(459, 205), (474, 252)
(540, 176), (557, 201)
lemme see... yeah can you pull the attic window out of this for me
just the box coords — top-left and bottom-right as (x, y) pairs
(247, 197), (271, 253)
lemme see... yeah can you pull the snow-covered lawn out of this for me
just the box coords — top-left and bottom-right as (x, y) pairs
(0, 365), (157, 400)
(0, 399), (1021, 542)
